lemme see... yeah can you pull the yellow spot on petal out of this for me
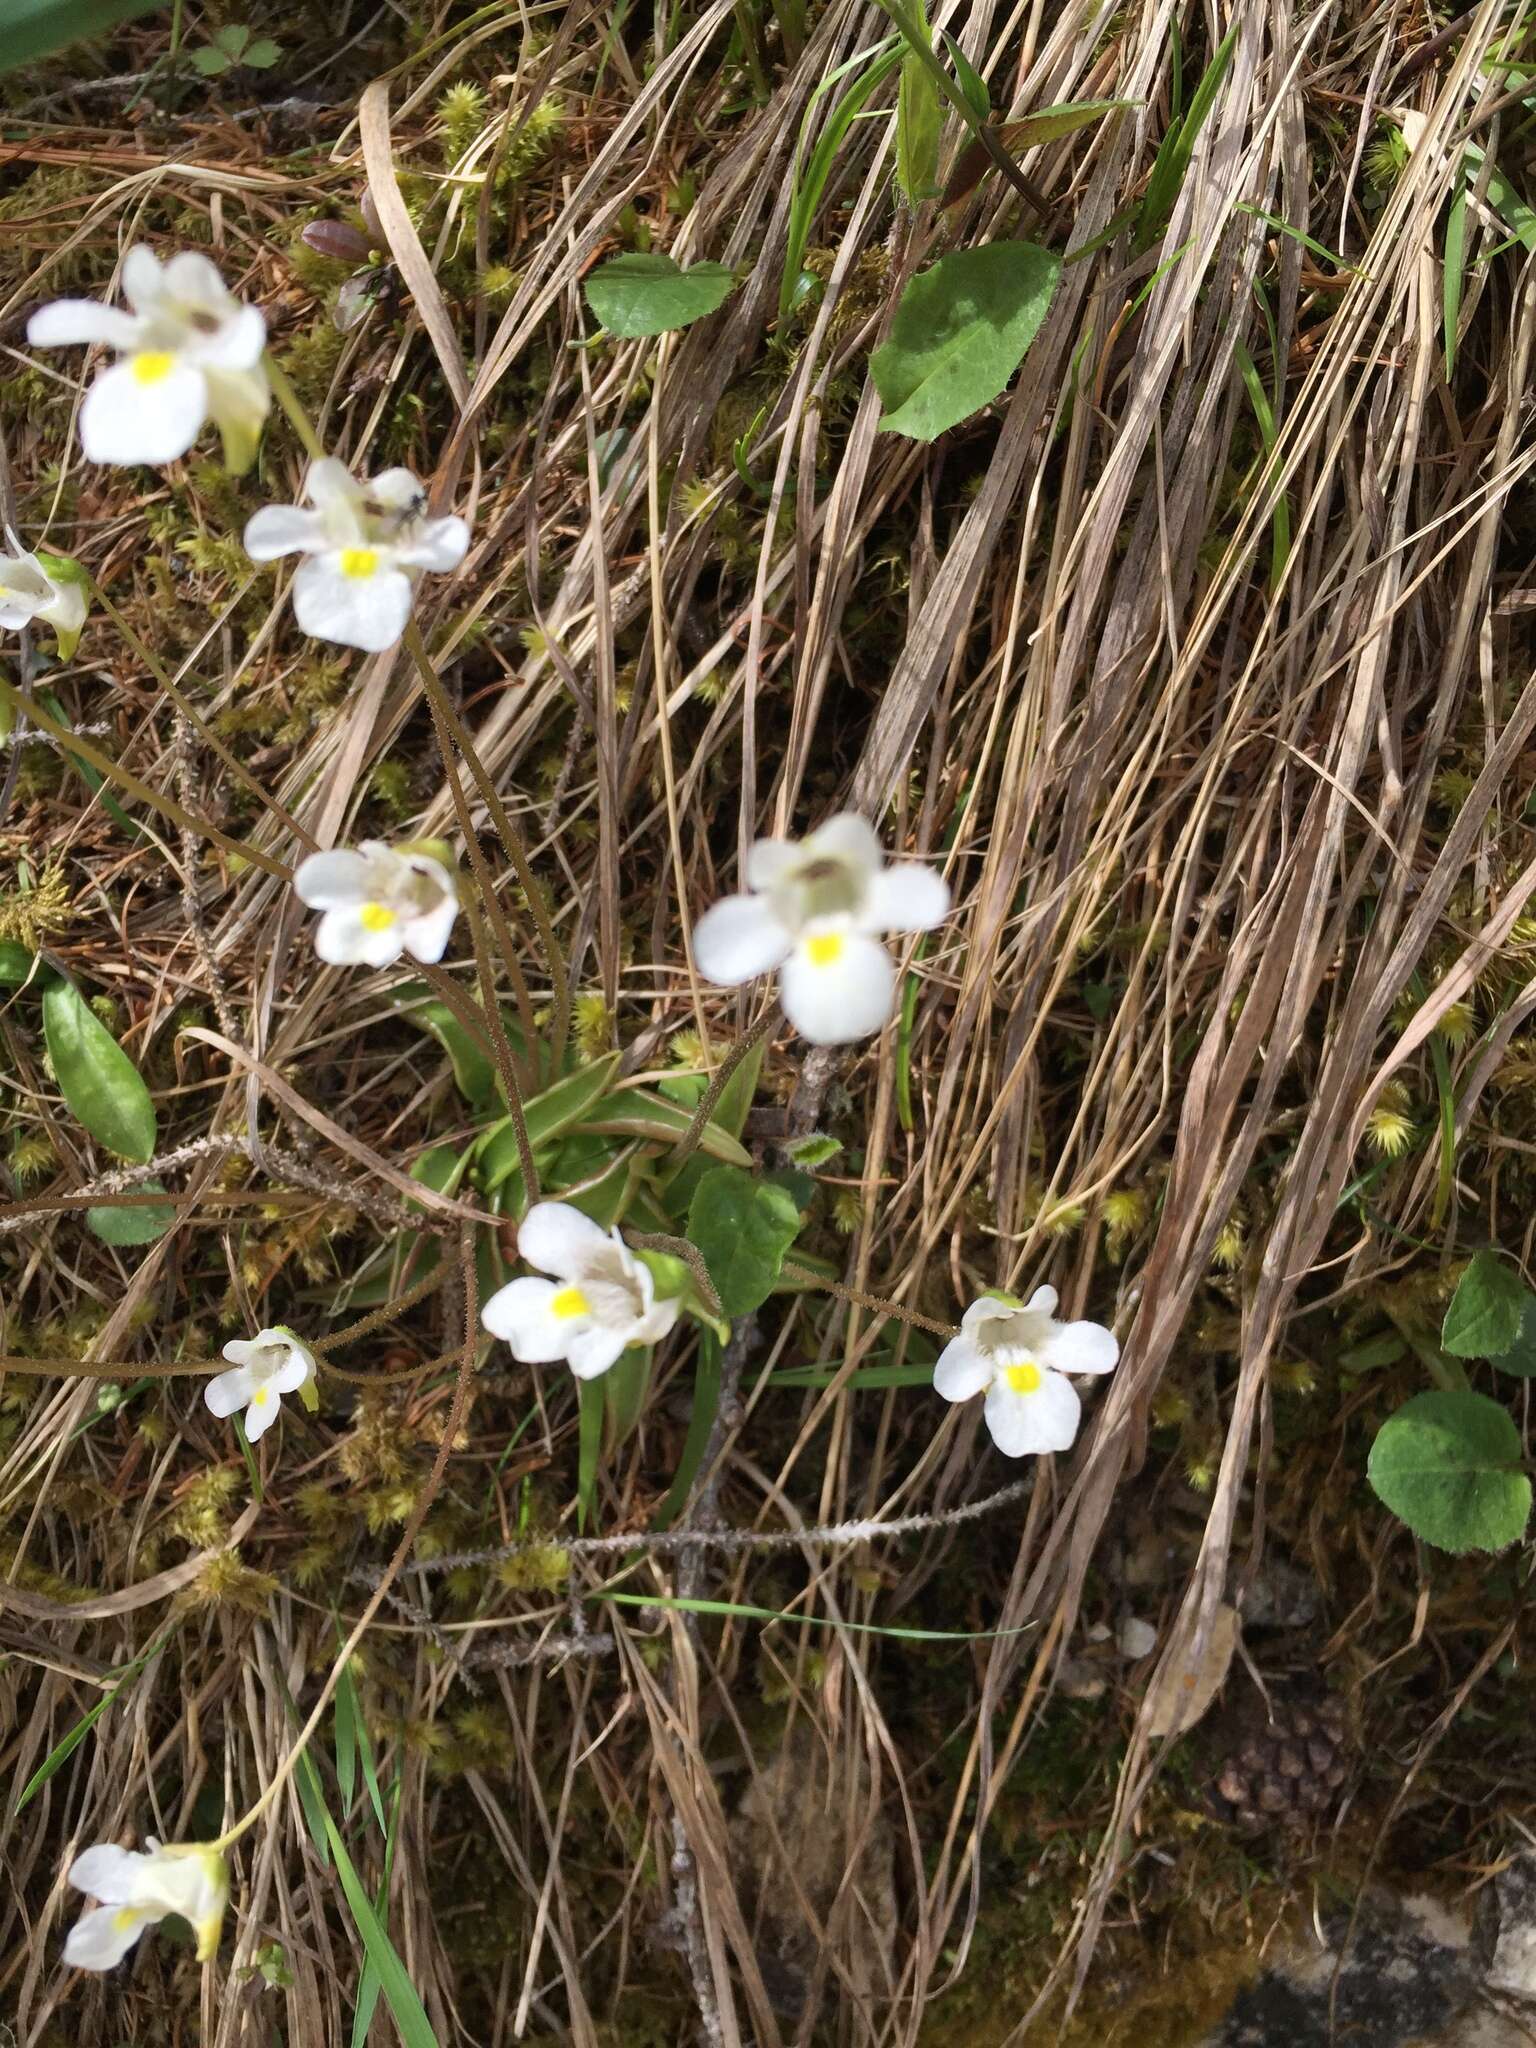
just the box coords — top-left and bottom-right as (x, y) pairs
(551, 1286), (589, 1320)
(1004, 1360), (1042, 1395)
(805, 932), (845, 968)
(113, 1908), (142, 1932)
(250, 1385), (272, 1408)
(359, 902), (397, 932)
(131, 350), (176, 386)
(340, 547), (379, 580)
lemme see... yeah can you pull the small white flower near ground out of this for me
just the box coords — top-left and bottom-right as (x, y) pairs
(243, 459), (469, 653)
(482, 1201), (680, 1379)
(293, 839), (459, 967)
(0, 548), (87, 658)
(64, 1839), (228, 1969)
(692, 812), (950, 1044)
(205, 1326), (316, 1442)
(27, 246), (269, 470)
(933, 1286), (1118, 1456)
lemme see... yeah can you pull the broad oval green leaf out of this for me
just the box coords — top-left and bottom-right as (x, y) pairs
(391, 990), (499, 1109)
(1367, 1389), (1531, 1554)
(584, 252), (736, 337)
(88, 1181), (175, 1245)
(871, 241), (1061, 441)
(1442, 1250), (1532, 1359)
(687, 1165), (803, 1318)
(43, 979), (157, 1163)
(579, 1085), (752, 1166)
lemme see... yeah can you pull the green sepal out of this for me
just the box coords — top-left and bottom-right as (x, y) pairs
(636, 1246), (730, 1342)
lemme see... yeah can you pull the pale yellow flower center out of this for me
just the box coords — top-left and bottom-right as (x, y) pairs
(131, 350), (176, 385)
(112, 1907), (143, 1932)
(1004, 1360), (1043, 1395)
(551, 1286), (590, 1320)
(340, 547), (380, 579)
(805, 932), (845, 968)
(359, 902), (397, 932)
(250, 1384), (273, 1409)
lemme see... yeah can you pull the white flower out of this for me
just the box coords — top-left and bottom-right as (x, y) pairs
(692, 812), (950, 1045)
(64, 1838), (228, 1969)
(933, 1286), (1118, 1457)
(204, 1325), (316, 1441)
(482, 1201), (679, 1379)
(0, 548), (87, 657)
(28, 246), (269, 471)
(293, 838), (459, 967)
(244, 459), (469, 653)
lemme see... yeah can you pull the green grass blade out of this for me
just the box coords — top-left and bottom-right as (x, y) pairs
(350, 1776), (405, 2048)
(780, 41), (902, 321)
(1444, 183), (1467, 376)
(14, 1625), (174, 1812)
(656, 1329), (722, 1527)
(323, 1806), (441, 2048)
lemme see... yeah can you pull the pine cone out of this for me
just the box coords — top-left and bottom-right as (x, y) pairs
(1206, 1688), (1350, 1830)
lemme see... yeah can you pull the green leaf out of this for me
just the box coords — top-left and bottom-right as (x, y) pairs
(190, 44), (231, 73)
(579, 1085), (752, 1165)
(1367, 1389), (1531, 1554)
(245, 36), (282, 68)
(476, 1053), (622, 1192)
(998, 98), (1133, 148)
(897, 25), (944, 203)
(213, 23), (250, 54)
(583, 253), (736, 337)
(0, 0), (163, 72)
(603, 1344), (653, 1445)
(656, 1329), (722, 1526)
(1493, 1298), (1536, 1379)
(0, 940), (36, 986)
(938, 30), (989, 120)
(43, 978), (157, 1162)
(321, 1809), (442, 2048)
(871, 241), (1061, 441)
(687, 1166), (803, 1318)
(576, 1373), (604, 1529)
(1442, 1251), (1531, 1359)
(785, 1132), (840, 1168)
(15, 1625), (174, 1811)
(88, 1181), (174, 1245)
(779, 39), (903, 322)
(391, 992), (498, 1109)
(1135, 21), (1238, 251)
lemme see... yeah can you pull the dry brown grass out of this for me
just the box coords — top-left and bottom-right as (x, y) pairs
(4, 0), (1536, 2043)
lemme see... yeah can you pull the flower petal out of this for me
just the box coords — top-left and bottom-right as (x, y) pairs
(204, 1366), (255, 1418)
(244, 504), (324, 561)
(28, 300), (141, 349)
(120, 244), (167, 315)
(402, 896), (458, 965)
(635, 1296), (682, 1346)
(806, 812), (882, 879)
(984, 1369), (1081, 1456)
(242, 1381), (284, 1440)
(370, 467), (427, 509)
(779, 930), (896, 1044)
(517, 1200), (612, 1280)
(305, 457), (366, 513)
(292, 555), (414, 652)
(268, 1346), (315, 1395)
(692, 893), (793, 986)
(743, 837), (799, 891)
(397, 516), (469, 572)
(1022, 1284), (1058, 1317)
(80, 357), (207, 465)
(481, 1276), (570, 1361)
(933, 1334), (992, 1403)
(859, 860), (951, 935)
(314, 905), (404, 968)
(293, 849), (372, 909)
(64, 1903), (147, 1970)
(1039, 1318), (1118, 1376)
(68, 1844), (141, 1903)
(186, 303), (266, 371)
(961, 1294), (1017, 1332)
(566, 1325), (629, 1379)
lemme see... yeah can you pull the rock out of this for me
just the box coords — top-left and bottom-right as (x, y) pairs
(1195, 1890), (1535, 2046)
(1476, 1851), (1536, 2002)
(1117, 1615), (1158, 1660)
